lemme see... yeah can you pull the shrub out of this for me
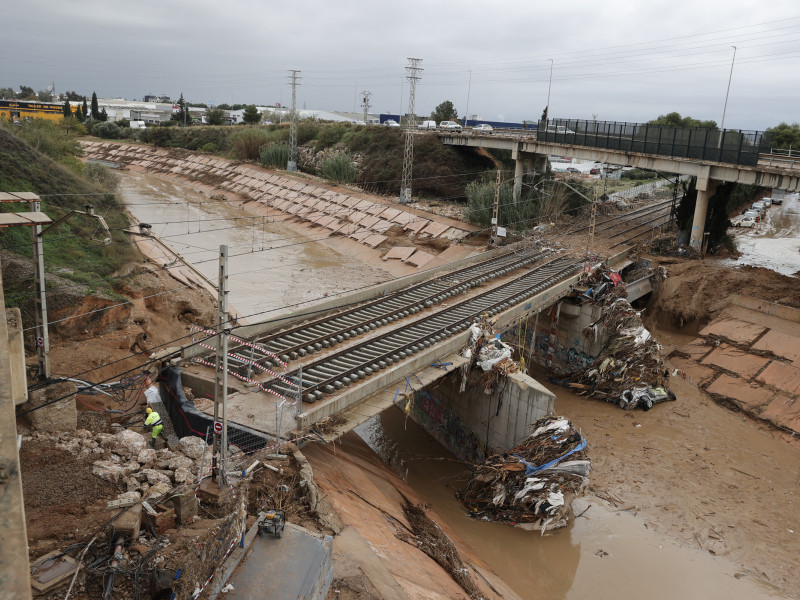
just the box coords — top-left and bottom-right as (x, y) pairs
(82, 162), (119, 190)
(259, 142), (289, 168)
(200, 142), (218, 153)
(321, 154), (357, 184)
(1, 118), (80, 161)
(314, 123), (349, 152)
(231, 128), (272, 161)
(92, 121), (122, 139)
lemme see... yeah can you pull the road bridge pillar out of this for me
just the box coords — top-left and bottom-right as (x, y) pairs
(689, 177), (719, 252)
(512, 150), (525, 201)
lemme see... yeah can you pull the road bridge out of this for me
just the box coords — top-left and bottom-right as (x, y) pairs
(439, 119), (800, 251)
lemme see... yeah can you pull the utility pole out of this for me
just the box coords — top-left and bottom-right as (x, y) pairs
(587, 186), (597, 259)
(361, 90), (372, 125)
(720, 46), (737, 132)
(31, 198), (50, 380)
(287, 70), (301, 172)
(545, 59), (554, 127)
(491, 170), (501, 244)
(463, 70), (472, 128)
(0, 264), (34, 600)
(213, 245), (229, 486)
(400, 57), (422, 204)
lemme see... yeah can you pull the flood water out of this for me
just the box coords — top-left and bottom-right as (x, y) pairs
(117, 170), (390, 322)
(355, 405), (786, 600)
(722, 191), (800, 276)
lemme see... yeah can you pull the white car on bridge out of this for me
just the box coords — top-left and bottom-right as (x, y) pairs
(438, 121), (462, 130)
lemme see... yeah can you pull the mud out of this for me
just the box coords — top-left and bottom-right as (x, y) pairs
(346, 370), (798, 599)
(118, 170), (392, 321)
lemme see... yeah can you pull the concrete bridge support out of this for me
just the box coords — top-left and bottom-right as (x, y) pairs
(689, 178), (720, 252)
(513, 150), (525, 201)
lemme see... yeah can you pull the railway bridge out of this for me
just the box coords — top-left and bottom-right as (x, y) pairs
(439, 119), (800, 251)
(176, 243), (642, 451)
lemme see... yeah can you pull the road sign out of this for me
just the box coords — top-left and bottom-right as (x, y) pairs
(213, 421), (223, 435)
(36, 337), (44, 348)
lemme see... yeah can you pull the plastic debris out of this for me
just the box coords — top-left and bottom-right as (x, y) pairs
(458, 416), (589, 531)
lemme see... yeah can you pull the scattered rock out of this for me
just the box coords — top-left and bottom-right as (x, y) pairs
(137, 449), (157, 465)
(114, 430), (147, 458)
(140, 469), (171, 486)
(173, 467), (194, 484)
(115, 491), (141, 504)
(167, 455), (194, 471)
(92, 461), (125, 483)
(146, 481), (172, 500)
(178, 436), (207, 459)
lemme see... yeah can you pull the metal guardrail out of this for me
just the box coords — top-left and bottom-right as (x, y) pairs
(537, 119), (773, 167)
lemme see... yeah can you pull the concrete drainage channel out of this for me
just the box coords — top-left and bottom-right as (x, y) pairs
(225, 247), (554, 377)
(262, 256), (581, 402)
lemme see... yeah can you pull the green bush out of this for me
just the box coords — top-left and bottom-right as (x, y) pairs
(259, 142), (289, 168)
(82, 162), (119, 190)
(93, 121), (122, 139)
(141, 127), (175, 147)
(314, 123), (349, 152)
(200, 142), (218, 153)
(321, 154), (357, 184)
(231, 128), (272, 161)
(621, 168), (658, 180)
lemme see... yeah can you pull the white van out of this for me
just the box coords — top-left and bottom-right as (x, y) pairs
(130, 120), (147, 129)
(418, 120), (437, 129)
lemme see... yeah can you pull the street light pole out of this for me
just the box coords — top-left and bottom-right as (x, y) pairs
(464, 70), (472, 128)
(720, 46), (737, 131)
(546, 59), (554, 124)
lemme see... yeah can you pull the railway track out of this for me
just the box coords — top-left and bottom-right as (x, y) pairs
(570, 198), (674, 236)
(225, 246), (554, 377)
(259, 256), (581, 403)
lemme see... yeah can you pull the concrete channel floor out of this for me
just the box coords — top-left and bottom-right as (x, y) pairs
(226, 523), (333, 599)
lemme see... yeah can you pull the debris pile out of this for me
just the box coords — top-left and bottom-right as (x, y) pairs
(574, 263), (626, 305)
(458, 416), (589, 531)
(557, 296), (674, 410)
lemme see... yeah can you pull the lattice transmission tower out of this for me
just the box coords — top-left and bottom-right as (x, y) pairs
(288, 69), (301, 172)
(360, 91), (372, 124)
(400, 58), (422, 204)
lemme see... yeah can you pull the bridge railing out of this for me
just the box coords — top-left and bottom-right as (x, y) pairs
(539, 119), (773, 166)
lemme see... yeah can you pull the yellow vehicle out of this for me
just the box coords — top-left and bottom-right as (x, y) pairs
(0, 99), (70, 123)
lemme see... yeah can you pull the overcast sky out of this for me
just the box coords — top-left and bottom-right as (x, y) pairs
(3, 0), (798, 130)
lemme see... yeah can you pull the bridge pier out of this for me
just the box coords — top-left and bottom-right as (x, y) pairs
(689, 178), (719, 252)
(512, 150), (525, 201)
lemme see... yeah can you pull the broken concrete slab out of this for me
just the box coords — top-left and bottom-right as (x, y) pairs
(756, 361), (800, 396)
(348, 229), (372, 242)
(371, 219), (395, 233)
(30, 551), (78, 594)
(706, 374), (774, 411)
(22, 380), (78, 431)
(760, 395), (800, 432)
(382, 246), (416, 262)
(668, 356), (717, 386)
(752, 330), (800, 365)
(113, 503), (143, 538)
(361, 234), (387, 248)
(701, 344), (770, 379)
(404, 250), (436, 268)
(420, 221), (451, 238)
(404, 219), (430, 234)
(358, 215), (380, 229)
(699, 318), (768, 345)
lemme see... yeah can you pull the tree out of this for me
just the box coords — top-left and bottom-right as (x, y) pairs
(648, 112), (717, 129)
(541, 105), (548, 123)
(91, 92), (99, 120)
(0, 87), (14, 99)
(62, 99), (71, 118)
(205, 107), (225, 126)
(75, 104), (83, 121)
(99, 107), (108, 122)
(18, 85), (35, 99)
(82, 97), (88, 120)
(64, 90), (83, 102)
(38, 89), (53, 102)
(766, 122), (800, 150)
(170, 93), (192, 126)
(430, 100), (458, 123)
(242, 104), (261, 124)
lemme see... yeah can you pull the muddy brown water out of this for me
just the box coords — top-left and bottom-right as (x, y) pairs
(117, 170), (390, 321)
(354, 401), (786, 600)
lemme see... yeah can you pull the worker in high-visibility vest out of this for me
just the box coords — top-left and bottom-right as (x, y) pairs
(144, 407), (163, 448)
